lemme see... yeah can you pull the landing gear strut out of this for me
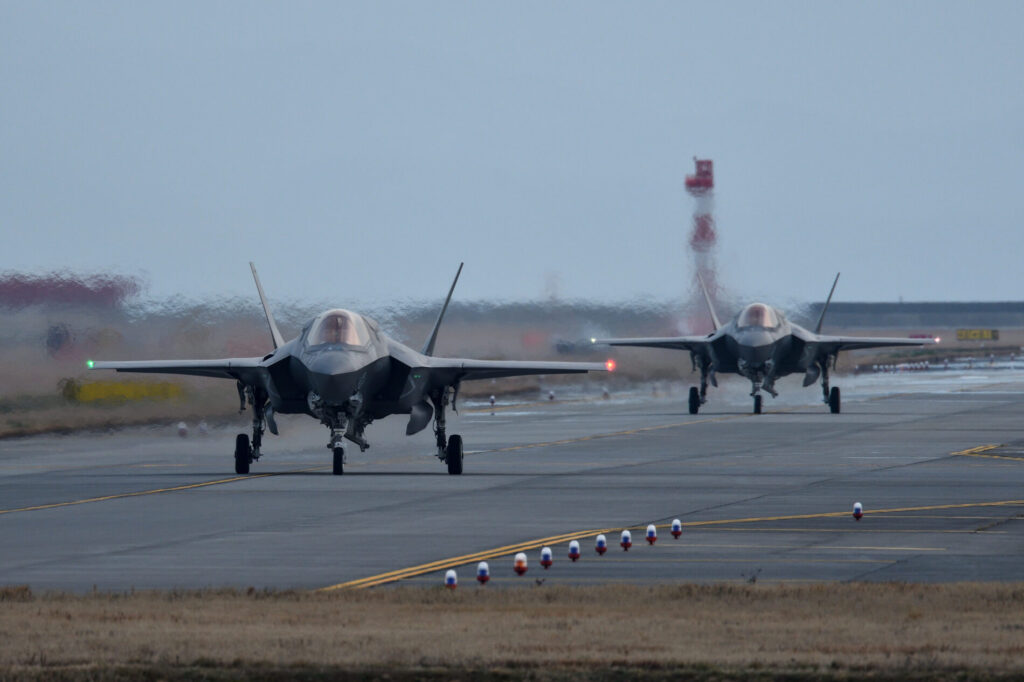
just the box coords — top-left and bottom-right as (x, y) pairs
(326, 413), (348, 476)
(821, 358), (841, 413)
(432, 388), (463, 475)
(234, 385), (268, 474)
(753, 394), (763, 414)
(689, 357), (713, 415)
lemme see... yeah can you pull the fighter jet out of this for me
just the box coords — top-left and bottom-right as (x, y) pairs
(593, 274), (935, 415)
(90, 263), (608, 475)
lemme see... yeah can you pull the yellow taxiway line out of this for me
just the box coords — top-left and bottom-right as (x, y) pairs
(0, 413), (743, 517)
(951, 444), (1024, 462)
(322, 495), (1024, 591)
(0, 466), (325, 516)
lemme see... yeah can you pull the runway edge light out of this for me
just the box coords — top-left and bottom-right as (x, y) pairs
(853, 501), (863, 521)
(595, 534), (608, 555)
(646, 524), (657, 544)
(620, 529), (632, 551)
(540, 546), (553, 569)
(476, 561), (490, 584)
(671, 519), (683, 538)
(445, 569), (457, 589)
(568, 540), (581, 561)
(514, 552), (528, 575)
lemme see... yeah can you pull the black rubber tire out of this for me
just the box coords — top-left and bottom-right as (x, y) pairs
(829, 386), (841, 414)
(332, 447), (345, 475)
(234, 433), (250, 475)
(753, 394), (763, 414)
(446, 434), (464, 475)
(688, 387), (700, 415)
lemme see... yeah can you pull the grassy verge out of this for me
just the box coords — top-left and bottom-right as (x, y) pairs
(2, 584), (1023, 680)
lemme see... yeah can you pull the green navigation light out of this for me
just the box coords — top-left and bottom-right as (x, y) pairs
(86, 360), (94, 369)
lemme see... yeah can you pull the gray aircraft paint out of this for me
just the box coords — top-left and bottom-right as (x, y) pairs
(594, 274), (934, 414)
(92, 263), (606, 475)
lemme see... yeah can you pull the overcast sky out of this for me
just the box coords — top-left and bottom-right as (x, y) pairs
(2, 2), (1022, 308)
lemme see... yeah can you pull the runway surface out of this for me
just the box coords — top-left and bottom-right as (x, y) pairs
(2, 372), (1024, 591)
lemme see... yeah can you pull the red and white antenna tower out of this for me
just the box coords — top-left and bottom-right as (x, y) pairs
(684, 158), (718, 331)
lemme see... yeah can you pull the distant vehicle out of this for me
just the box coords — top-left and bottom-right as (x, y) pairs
(92, 263), (607, 476)
(594, 274), (936, 414)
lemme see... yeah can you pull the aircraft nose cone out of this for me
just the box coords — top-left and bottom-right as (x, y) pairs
(735, 330), (777, 365)
(306, 353), (363, 404)
(310, 373), (360, 405)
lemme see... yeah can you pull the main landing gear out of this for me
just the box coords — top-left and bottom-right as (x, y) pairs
(432, 388), (464, 475)
(234, 383), (269, 475)
(819, 358), (841, 414)
(828, 386), (841, 414)
(688, 387), (701, 415)
(688, 358), (713, 415)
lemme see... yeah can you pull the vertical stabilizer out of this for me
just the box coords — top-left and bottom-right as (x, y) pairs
(250, 262), (285, 349)
(696, 271), (721, 331)
(422, 263), (464, 356)
(814, 272), (841, 334)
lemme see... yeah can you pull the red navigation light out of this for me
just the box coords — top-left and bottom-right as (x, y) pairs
(605, 358), (617, 372)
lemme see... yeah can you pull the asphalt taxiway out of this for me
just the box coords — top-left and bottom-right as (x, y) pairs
(1, 373), (1023, 591)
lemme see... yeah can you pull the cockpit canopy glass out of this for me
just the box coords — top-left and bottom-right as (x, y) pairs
(308, 309), (371, 346)
(737, 303), (780, 329)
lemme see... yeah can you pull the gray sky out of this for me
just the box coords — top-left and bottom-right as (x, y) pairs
(2, 2), (1022, 307)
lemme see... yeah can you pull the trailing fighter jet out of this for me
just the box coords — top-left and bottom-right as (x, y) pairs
(90, 263), (608, 475)
(593, 274), (935, 415)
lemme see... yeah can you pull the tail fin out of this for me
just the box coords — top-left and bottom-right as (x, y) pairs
(422, 263), (463, 356)
(696, 272), (721, 331)
(814, 272), (841, 334)
(250, 262), (285, 349)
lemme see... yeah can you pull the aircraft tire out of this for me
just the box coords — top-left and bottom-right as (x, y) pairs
(688, 387), (700, 415)
(753, 394), (763, 414)
(234, 434), (250, 475)
(332, 447), (345, 475)
(446, 434), (464, 475)
(829, 387), (841, 414)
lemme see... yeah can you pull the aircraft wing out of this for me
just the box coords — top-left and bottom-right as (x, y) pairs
(423, 358), (608, 383)
(89, 358), (265, 382)
(811, 336), (937, 353)
(591, 336), (711, 352)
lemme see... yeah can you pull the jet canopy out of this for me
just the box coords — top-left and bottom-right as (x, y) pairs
(736, 303), (780, 329)
(307, 309), (371, 346)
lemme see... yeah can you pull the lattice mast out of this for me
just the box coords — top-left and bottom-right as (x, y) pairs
(684, 158), (718, 331)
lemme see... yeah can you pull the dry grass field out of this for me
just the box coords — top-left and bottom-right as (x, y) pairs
(2, 583), (1024, 680)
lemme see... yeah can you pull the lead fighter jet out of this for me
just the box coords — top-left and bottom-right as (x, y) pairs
(593, 274), (935, 415)
(91, 263), (608, 475)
